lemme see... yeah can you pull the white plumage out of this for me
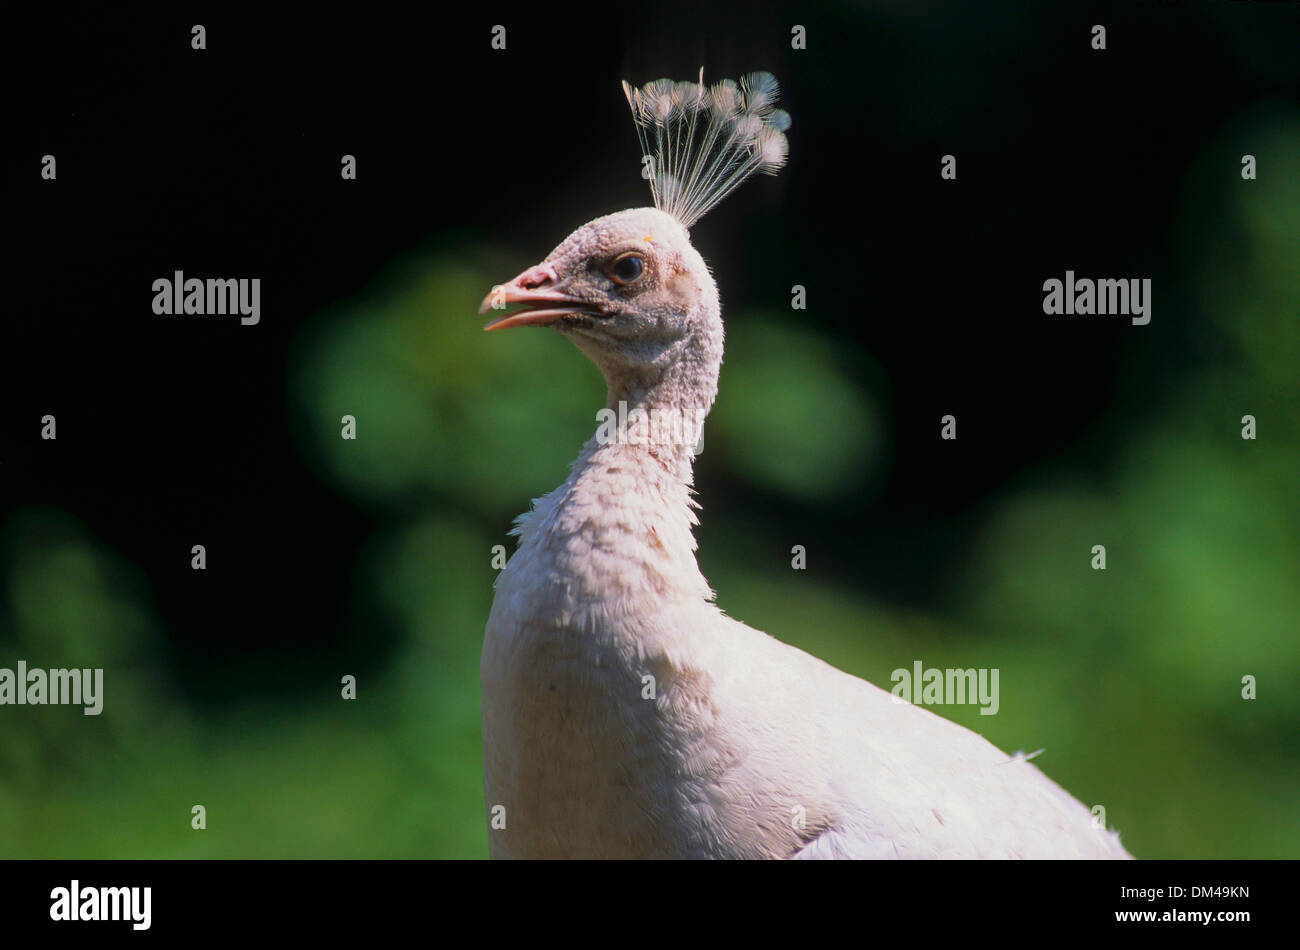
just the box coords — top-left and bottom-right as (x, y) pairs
(477, 72), (1131, 859)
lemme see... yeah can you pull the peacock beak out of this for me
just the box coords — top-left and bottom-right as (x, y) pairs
(478, 263), (593, 331)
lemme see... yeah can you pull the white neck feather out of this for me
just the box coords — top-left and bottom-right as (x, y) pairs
(504, 313), (725, 625)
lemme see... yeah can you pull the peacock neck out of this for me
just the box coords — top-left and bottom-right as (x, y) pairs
(592, 322), (723, 484)
(509, 328), (723, 614)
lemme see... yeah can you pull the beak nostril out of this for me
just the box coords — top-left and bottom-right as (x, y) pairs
(519, 263), (560, 290)
(478, 259), (588, 325)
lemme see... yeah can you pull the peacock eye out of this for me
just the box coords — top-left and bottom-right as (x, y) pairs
(609, 253), (645, 285)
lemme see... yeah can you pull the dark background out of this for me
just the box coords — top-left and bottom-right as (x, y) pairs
(3, 1), (1298, 857)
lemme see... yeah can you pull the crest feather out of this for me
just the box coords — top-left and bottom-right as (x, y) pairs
(621, 69), (790, 228)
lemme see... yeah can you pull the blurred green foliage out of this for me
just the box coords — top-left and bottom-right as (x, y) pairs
(2, 111), (1297, 860)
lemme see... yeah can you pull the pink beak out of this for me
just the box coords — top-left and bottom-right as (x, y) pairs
(477, 263), (594, 331)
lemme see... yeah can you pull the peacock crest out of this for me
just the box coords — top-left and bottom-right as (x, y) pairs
(622, 69), (790, 229)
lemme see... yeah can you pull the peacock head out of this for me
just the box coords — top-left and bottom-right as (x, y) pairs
(478, 207), (716, 372)
(479, 71), (789, 395)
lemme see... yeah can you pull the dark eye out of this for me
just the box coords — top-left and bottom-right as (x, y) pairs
(610, 254), (645, 285)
